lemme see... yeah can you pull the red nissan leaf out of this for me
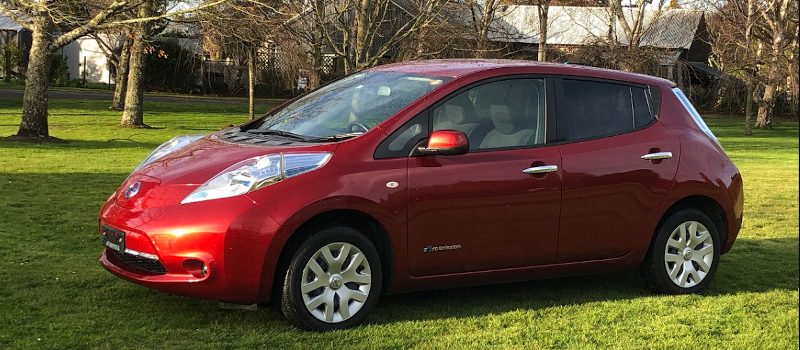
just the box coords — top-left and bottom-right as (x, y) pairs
(99, 59), (743, 331)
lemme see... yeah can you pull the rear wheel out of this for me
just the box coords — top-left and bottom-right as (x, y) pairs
(280, 226), (382, 331)
(641, 209), (721, 294)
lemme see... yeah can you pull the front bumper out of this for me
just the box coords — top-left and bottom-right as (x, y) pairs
(98, 188), (281, 302)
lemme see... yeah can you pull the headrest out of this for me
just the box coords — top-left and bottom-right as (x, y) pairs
(490, 104), (523, 135)
(443, 104), (468, 124)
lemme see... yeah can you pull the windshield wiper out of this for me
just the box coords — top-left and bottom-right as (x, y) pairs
(246, 129), (311, 141)
(307, 133), (363, 142)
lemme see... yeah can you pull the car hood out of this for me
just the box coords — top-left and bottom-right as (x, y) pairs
(135, 133), (339, 186)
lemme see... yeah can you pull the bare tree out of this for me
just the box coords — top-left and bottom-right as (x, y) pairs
(608, 0), (668, 52)
(278, 12), (326, 88)
(427, 0), (522, 59)
(121, 0), (157, 126)
(0, 0), (141, 139)
(752, 0), (798, 129)
(533, 0), (552, 61)
(311, 0), (447, 74)
(743, 0), (757, 134)
(707, 0), (758, 132)
(198, 1), (290, 120)
(93, 31), (133, 110)
(707, 0), (797, 130)
(0, 0), (227, 139)
(467, 0), (503, 58)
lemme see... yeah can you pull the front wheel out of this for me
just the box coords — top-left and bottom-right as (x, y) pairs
(280, 226), (382, 331)
(641, 209), (721, 294)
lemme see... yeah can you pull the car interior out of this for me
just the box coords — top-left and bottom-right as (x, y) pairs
(433, 79), (546, 150)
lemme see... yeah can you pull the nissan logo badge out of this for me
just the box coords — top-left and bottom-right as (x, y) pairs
(124, 182), (141, 199)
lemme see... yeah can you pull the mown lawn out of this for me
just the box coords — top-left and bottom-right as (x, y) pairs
(0, 99), (797, 349)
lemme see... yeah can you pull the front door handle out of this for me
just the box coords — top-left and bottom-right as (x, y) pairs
(641, 152), (673, 161)
(522, 165), (558, 174)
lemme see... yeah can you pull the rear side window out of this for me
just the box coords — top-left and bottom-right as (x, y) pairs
(632, 87), (655, 128)
(561, 80), (654, 141)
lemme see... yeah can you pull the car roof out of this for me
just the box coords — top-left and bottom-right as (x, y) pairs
(371, 59), (674, 88)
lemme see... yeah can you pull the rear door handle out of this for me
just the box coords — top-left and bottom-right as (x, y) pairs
(641, 152), (673, 160)
(522, 165), (558, 174)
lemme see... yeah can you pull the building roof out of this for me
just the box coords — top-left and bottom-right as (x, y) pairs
(0, 10), (30, 32)
(489, 6), (704, 50)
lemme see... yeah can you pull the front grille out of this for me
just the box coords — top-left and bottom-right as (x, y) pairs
(111, 250), (167, 275)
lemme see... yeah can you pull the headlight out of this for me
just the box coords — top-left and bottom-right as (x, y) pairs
(134, 134), (206, 172)
(181, 153), (332, 204)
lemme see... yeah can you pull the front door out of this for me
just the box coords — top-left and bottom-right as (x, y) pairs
(405, 78), (563, 276)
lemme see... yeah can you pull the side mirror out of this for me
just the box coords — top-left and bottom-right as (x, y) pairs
(417, 130), (469, 156)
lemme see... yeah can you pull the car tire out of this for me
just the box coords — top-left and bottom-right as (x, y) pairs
(641, 209), (721, 295)
(280, 225), (382, 331)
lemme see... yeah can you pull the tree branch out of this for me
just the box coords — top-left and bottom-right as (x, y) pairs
(53, 0), (136, 49)
(0, 4), (34, 31)
(100, 0), (229, 28)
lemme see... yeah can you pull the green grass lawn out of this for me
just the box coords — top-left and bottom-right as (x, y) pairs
(0, 100), (797, 349)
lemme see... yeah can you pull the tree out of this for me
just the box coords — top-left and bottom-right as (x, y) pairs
(0, 0), (141, 139)
(707, 0), (798, 130)
(121, 0), (157, 126)
(311, 0), (448, 74)
(752, 0), (798, 129)
(198, 0), (290, 120)
(608, 0), (668, 52)
(743, 0), (757, 134)
(534, 0), (552, 61)
(0, 0), (227, 139)
(93, 31), (133, 110)
(467, 0), (503, 58)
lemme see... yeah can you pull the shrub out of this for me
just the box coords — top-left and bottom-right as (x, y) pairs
(143, 38), (201, 94)
(50, 55), (70, 86)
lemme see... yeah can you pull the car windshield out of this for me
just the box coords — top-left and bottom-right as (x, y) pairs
(256, 71), (451, 139)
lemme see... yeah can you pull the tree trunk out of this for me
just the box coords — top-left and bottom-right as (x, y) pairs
(537, 2), (549, 62)
(744, 77), (754, 134)
(111, 36), (132, 111)
(3, 36), (11, 82)
(755, 31), (786, 130)
(743, 0), (755, 135)
(311, 41), (323, 89)
(755, 72), (777, 129)
(247, 46), (255, 120)
(17, 29), (55, 138)
(121, 3), (154, 126)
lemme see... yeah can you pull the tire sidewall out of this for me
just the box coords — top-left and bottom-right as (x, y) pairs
(281, 226), (383, 331)
(649, 209), (722, 295)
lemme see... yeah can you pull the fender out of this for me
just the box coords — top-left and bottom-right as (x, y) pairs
(255, 195), (406, 302)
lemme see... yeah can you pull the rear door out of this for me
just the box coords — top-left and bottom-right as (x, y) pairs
(554, 78), (680, 263)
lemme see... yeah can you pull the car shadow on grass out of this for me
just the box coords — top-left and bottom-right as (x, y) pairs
(97, 237), (799, 331)
(366, 236), (799, 325)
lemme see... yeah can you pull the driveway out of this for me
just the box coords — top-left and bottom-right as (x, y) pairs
(0, 88), (284, 106)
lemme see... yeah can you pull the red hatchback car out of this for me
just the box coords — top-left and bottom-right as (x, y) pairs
(99, 59), (743, 331)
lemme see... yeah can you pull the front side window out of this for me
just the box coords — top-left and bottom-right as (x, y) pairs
(433, 79), (546, 150)
(256, 71), (451, 138)
(374, 111), (429, 159)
